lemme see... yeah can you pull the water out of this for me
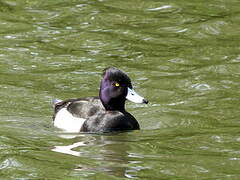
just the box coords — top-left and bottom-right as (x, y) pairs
(0, 0), (240, 179)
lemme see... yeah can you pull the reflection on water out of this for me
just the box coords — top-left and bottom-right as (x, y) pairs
(52, 134), (91, 158)
(53, 140), (85, 157)
(52, 133), (149, 178)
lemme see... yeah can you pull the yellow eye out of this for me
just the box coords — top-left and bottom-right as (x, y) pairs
(115, 83), (120, 87)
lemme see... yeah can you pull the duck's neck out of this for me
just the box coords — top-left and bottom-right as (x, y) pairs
(102, 98), (126, 112)
(99, 92), (126, 112)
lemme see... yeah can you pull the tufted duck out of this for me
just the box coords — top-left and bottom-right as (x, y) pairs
(52, 67), (148, 133)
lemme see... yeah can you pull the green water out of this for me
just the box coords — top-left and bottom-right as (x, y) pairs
(1, 0), (240, 179)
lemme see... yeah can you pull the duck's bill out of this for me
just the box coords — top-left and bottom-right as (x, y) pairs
(126, 88), (148, 104)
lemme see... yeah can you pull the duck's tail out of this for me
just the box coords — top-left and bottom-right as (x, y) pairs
(52, 99), (62, 108)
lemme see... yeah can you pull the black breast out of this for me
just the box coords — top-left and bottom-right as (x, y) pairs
(80, 111), (140, 132)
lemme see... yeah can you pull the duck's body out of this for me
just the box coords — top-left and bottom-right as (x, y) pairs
(53, 67), (147, 133)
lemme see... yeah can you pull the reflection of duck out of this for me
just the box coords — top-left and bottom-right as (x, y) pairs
(52, 141), (85, 157)
(52, 67), (148, 133)
(52, 133), (146, 178)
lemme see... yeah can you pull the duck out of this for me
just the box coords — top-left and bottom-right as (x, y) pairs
(52, 67), (148, 133)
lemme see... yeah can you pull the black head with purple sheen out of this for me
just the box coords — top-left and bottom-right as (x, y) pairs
(99, 67), (131, 111)
(99, 67), (148, 112)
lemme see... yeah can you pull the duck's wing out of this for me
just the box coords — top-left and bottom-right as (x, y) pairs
(52, 97), (105, 133)
(53, 97), (104, 119)
(67, 97), (104, 119)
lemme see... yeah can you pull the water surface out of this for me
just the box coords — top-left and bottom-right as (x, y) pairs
(0, 0), (240, 179)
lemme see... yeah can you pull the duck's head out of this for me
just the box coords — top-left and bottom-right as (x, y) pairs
(99, 67), (148, 111)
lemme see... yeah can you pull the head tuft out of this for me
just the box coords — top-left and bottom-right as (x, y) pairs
(102, 67), (132, 88)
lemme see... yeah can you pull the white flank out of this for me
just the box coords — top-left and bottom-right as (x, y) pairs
(54, 108), (86, 133)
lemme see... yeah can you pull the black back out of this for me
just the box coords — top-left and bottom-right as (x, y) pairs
(53, 97), (104, 119)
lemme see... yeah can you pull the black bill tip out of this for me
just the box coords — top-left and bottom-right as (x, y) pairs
(143, 99), (149, 104)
